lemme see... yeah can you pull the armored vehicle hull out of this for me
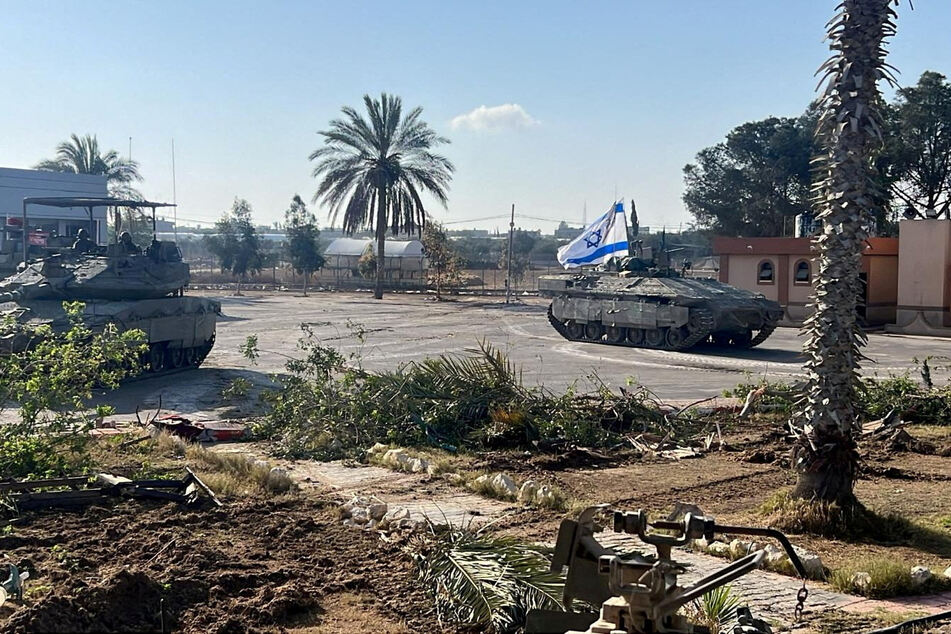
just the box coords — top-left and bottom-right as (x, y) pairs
(539, 272), (782, 351)
(1, 295), (220, 373)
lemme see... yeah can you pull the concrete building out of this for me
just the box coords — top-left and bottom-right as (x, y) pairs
(0, 167), (108, 270)
(713, 236), (899, 326)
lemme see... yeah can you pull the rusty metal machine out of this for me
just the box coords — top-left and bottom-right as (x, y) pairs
(539, 249), (783, 351)
(526, 506), (808, 634)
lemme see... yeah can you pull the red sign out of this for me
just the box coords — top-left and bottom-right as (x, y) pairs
(5, 217), (23, 227)
(28, 231), (48, 247)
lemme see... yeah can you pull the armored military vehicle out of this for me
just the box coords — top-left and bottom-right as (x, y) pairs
(539, 249), (782, 351)
(0, 197), (220, 374)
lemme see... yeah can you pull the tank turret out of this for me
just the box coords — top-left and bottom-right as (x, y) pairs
(1, 197), (219, 374)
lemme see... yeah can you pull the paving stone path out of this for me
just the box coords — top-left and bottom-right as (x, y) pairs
(218, 450), (951, 630)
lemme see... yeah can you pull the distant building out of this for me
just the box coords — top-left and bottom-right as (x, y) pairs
(554, 222), (582, 240)
(0, 167), (108, 271)
(448, 228), (489, 238)
(319, 237), (427, 287)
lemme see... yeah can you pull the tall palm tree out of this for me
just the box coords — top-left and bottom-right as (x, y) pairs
(36, 133), (142, 199)
(310, 93), (454, 299)
(793, 0), (898, 505)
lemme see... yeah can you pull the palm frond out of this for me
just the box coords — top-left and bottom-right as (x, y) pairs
(417, 526), (564, 633)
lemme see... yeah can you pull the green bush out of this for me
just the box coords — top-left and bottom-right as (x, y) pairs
(251, 326), (665, 459)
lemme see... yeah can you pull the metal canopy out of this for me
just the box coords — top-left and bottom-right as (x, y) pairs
(20, 197), (176, 265)
(23, 197), (175, 209)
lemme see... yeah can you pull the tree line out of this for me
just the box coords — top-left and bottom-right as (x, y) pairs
(684, 70), (951, 237)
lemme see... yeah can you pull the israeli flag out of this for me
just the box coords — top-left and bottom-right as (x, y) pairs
(557, 201), (629, 269)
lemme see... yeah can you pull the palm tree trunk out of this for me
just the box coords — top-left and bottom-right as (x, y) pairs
(375, 187), (387, 300)
(794, 0), (895, 506)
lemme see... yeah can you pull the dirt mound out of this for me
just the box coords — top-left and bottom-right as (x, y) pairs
(0, 497), (458, 633)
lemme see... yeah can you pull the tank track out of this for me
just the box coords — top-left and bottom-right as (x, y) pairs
(748, 319), (777, 348)
(127, 335), (216, 382)
(547, 305), (714, 351)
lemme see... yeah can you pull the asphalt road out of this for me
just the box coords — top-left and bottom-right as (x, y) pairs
(198, 292), (951, 400)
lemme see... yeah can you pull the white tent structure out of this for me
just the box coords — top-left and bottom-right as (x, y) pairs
(320, 237), (427, 287)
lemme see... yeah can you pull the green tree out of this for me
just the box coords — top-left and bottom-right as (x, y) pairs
(884, 71), (951, 219)
(793, 0), (898, 506)
(0, 302), (146, 478)
(283, 194), (325, 296)
(203, 198), (264, 294)
(422, 221), (464, 299)
(683, 113), (817, 236)
(310, 93), (454, 300)
(35, 133), (142, 199)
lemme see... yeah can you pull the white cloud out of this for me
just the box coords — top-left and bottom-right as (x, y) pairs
(450, 104), (540, 132)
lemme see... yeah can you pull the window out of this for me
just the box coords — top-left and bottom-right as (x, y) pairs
(757, 260), (774, 284)
(794, 260), (811, 284)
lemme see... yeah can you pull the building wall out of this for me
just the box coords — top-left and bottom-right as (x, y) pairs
(0, 168), (108, 266)
(893, 219), (951, 333)
(713, 236), (899, 327)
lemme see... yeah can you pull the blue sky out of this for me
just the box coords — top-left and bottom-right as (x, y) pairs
(2, 1), (949, 233)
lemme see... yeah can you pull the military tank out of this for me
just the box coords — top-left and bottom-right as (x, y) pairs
(0, 197), (220, 375)
(539, 249), (782, 351)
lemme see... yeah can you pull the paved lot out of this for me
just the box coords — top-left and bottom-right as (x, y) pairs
(98, 290), (951, 418)
(203, 291), (951, 399)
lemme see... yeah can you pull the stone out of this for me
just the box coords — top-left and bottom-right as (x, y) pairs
(489, 473), (517, 497)
(368, 503), (388, 522)
(729, 539), (750, 558)
(367, 442), (388, 456)
(911, 565), (933, 586)
(426, 463), (439, 476)
(797, 552), (824, 579)
(518, 480), (538, 504)
(534, 485), (557, 507)
(850, 571), (872, 591)
(383, 507), (410, 523)
(350, 508), (369, 524)
(944, 565), (951, 580)
(366, 519), (378, 530)
(407, 457), (429, 474)
(472, 474), (490, 488)
(382, 448), (413, 469)
(693, 537), (710, 550)
(707, 541), (731, 557)
(446, 473), (466, 486)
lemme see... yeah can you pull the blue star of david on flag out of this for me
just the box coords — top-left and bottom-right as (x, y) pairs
(557, 200), (629, 269)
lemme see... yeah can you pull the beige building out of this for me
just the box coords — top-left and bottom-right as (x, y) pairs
(713, 236), (899, 326)
(891, 219), (951, 334)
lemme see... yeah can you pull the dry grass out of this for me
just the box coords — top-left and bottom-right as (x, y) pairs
(828, 556), (951, 599)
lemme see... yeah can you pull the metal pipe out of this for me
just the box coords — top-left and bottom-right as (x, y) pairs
(21, 199), (27, 266)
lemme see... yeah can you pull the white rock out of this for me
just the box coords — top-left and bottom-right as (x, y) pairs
(368, 503), (388, 521)
(764, 545), (786, 566)
(489, 473), (517, 497)
(707, 541), (731, 557)
(851, 571), (872, 590)
(796, 551), (824, 579)
(518, 480), (538, 504)
(350, 508), (369, 524)
(446, 473), (466, 486)
(534, 485), (557, 507)
(366, 519), (378, 530)
(693, 537), (710, 550)
(472, 474), (490, 488)
(342, 518), (355, 528)
(407, 457), (429, 474)
(944, 566), (951, 580)
(911, 566), (933, 586)
(367, 442), (388, 456)
(729, 539), (750, 558)
(253, 459), (270, 469)
(382, 448), (410, 468)
(383, 507), (410, 523)
(426, 463), (439, 476)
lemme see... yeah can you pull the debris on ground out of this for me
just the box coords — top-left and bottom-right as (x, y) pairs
(153, 414), (247, 442)
(339, 496), (423, 533)
(627, 433), (704, 460)
(0, 470), (220, 511)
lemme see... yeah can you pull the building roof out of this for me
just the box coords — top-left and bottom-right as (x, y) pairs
(713, 236), (899, 256)
(323, 237), (424, 257)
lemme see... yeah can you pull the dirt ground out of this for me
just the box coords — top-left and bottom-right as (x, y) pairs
(478, 418), (951, 577)
(0, 497), (463, 634)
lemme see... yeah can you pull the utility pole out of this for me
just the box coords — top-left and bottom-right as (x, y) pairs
(171, 138), (178, 241)
(505, 203), (515, 304)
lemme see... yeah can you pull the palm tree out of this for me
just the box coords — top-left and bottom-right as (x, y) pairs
(36, 134), (142, 199)
(310, 93), (454, 299)
(793, 0), (898, 505)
